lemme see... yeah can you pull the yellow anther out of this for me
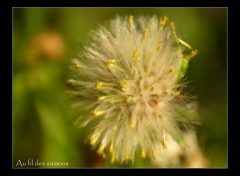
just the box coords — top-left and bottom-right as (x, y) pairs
(178, 39), (192, 50)
(146, 67), (151, 73)
(170, 22), (178, 41)
(109, 140), (113, 153)
(121, 87), (126, 92)
(142, 28), (149, 41)
(125, 150), (130, 160)
(97, 145), (105, 155)
(158, 16), (168, 32)
(188, 49), (198, 59)
(168, 67), (174, 73)
(175, 91), (180, 96)
(120, 79), (128, 85)
(148, 86), (153, 91)
(98, 96), (106, 101)
(90, 133), (100, 145)
(90, 138), (97, 145)
(130, 120), (135, 129)
(109, 99), (121, 104)
(152, 150), (157, 159)
(95, 81), (103, 90)
(126, 96), (132, 102)
(157, 43), (161, 52)
(75, 63), (82, 68)
(133, 49), (140, 60)
(129, 15), (134, 33)
(106, 59), (117, 67)
(91, 110), (104, 117)
(161, 128), (167, 149)
(161, 140), (167, 149)
(111, 154), (115, 163)
(108, 99), (115, 104)
(141, 150), (146, 158)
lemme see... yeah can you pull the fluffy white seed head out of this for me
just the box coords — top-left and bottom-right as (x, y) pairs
(68, 15), (198, 164)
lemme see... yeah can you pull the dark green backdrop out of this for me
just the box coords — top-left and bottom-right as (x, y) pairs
(13, 8), (227, 168)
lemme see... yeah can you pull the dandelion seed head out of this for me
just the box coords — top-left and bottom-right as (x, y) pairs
(68, 15), (198, 163)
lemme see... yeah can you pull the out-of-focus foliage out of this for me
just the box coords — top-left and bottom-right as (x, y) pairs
(13, 8), (227, 168)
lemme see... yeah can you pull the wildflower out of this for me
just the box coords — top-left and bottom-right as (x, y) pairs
(25, 31), (65, 65)
(68, 15), (198, 164)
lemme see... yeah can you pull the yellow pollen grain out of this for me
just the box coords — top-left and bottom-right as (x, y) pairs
(97, 145), (105, 155)
(120, 79), (128, 85)
(129, 15), (134, 33)
(142, 28), (149, 41)
(126, 96), (132, 102)
(106, 59), (117, 67)
(90, 133), (99, 145)
(91, 110), (103, 117)
(95, 81), (103, 90)
(109, 140), (113, 153)
(98, 96), (106, 101)
(141, 150), (146, 158)
(111, 154), (115, 163)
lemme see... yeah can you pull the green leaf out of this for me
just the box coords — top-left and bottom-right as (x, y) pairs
(176, 57), (189, 82)
(176, 49), (198, 82)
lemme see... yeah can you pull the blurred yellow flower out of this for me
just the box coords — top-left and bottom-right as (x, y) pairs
(25, 31), (65, 65)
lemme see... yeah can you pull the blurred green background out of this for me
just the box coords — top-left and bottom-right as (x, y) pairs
(13, 8), (227, 168)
